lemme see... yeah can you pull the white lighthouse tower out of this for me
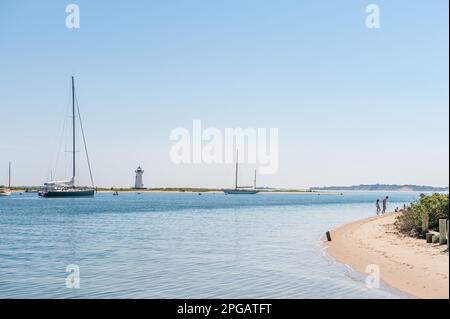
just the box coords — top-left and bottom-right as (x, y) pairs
(134, 166), (145, 189)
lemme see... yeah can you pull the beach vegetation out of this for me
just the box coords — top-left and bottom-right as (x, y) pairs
(396, 193), (449, 236)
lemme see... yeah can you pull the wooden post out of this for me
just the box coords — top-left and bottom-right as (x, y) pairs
(326, 231), (332, 242)
(432, 235), (439, 244)
(422, 214), (429, 233)
(447, 220), (449, 251)
(426, 233), (433, 244)
(439, 219), (447, 245)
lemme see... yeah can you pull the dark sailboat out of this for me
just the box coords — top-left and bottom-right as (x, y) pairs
(223, 151), (259, 195)
(40, 77), (95, 198)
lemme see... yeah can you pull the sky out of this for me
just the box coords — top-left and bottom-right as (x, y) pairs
(0, 0), (448, 188)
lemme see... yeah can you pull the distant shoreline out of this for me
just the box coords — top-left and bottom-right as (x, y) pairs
(8, 187), (447, 195)
(9, 188), (343, 195)
(312, 184), (448, 192)
(96, 190), (341, 195)
(8, 184), (447, 193)
(324, 212), (449, 299)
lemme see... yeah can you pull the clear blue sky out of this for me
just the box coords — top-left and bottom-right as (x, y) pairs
(0, 0), (448, 188)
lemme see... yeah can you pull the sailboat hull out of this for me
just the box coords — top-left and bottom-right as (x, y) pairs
(41, 189), (95, 198)
(223, 189), (259, 195)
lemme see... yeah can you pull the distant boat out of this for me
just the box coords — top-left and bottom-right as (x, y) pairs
(223, 151), (259, 195)
(40, 77), (95, 198)
(113, 191), (119, 196)
(0, 162), (12, 197)
(223, 188), (259, 195)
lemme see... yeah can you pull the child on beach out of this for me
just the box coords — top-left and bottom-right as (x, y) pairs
(376, 199), (381, 215)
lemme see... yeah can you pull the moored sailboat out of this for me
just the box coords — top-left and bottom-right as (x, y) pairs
(0, 162), (12, 197)
(223, 151), (259, 195)
(40, 76), (95, 198)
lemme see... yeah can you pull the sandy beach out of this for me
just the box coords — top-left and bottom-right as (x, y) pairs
(325, 212), (449, 299)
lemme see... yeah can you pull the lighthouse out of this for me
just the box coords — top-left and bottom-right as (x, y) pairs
(134, 166), (145, 189)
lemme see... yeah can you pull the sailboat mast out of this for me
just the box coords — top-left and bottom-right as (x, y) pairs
(8, 161), (11, 188)
(254, 169), (256, 190)
(72, 76), (76, 184)
(235, 150), (239, 189)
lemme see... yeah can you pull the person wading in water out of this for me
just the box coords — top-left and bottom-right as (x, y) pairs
(382, 196), (389, 214)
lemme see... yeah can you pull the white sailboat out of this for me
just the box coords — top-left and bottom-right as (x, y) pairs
(39, 76), (95, 198)
(0, 162), (12, 197)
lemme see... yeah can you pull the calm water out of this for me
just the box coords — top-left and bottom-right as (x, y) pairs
(0, 191), (420, 299)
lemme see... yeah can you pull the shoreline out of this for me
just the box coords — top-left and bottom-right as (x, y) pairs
(95, 190), (341, 195)
(11, 189), (340, 195)
(324, 212), (449, 299)
(10, 188), (445, 195)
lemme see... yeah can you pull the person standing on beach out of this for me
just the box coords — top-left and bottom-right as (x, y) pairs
(376, 199), (381, 215)
(382, 196), (389, 214)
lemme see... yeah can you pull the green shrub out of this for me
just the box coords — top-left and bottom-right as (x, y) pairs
(395, 193), (449, 236)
